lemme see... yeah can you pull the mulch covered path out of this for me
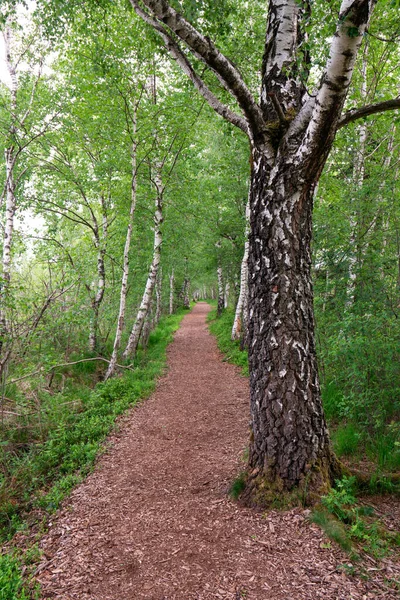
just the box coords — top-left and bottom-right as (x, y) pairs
(37, 303), (399, 599)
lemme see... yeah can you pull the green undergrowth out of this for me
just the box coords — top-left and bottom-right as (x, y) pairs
(311, 476), (400, 565)
(207, 308), (249, 376)
(0, 310), (185, 598)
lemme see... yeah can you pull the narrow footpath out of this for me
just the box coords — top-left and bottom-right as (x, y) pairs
(37, 303), (397, 599)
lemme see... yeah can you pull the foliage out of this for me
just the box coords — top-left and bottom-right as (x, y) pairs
(207, 308), (248, 376)
(0, 310), (185, 542)
(312, 477), (400, 560)
(0, 552), (39, 600)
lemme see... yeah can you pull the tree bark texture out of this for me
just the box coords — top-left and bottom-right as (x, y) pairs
(133, 0), (383, 496)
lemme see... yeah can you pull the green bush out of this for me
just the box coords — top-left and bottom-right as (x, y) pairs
(0, 554), (33, 600)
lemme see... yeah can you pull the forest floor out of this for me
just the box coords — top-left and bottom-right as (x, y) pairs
(36, 303), (399, 599)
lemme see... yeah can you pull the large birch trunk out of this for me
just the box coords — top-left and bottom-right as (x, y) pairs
(123, 168), (163, 360)
(104, 135), (138, 381)
(232, 199), (250, 341)
(246, 149), (340, 497)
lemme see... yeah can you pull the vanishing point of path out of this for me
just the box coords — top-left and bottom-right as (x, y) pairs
(37, 303), (398, 599)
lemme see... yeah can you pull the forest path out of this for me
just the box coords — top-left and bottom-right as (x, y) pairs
(37, 303), (395, 599)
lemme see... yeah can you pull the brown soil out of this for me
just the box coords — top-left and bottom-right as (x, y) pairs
(36, 303), (399, 599)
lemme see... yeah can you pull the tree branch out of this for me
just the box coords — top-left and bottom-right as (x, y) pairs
(130, 0), (270, 146)
(338, 97), (400, 129)
(129, 1), (249, 136)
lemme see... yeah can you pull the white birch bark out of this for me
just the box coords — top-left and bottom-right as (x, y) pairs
(216, 249), (224, 317)
(123, 166), (163, 360)
(105, 134), (138, 380)
(232, 199), (250, 340)
(224, 282), (230, 309)
(169, 269), (174, 314)
(0, 27), (18, 352)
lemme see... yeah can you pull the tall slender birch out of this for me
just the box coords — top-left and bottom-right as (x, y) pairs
(169, 269), (174, 314)
(132, 0), (400, 497)
(123, 165), (163, 360)
(232, 198), (250, 341)
(104, 125), (138, 380)
(216, 241), (224, 316)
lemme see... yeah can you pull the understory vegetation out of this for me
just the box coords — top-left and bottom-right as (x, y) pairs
(0, 310), (185, 597)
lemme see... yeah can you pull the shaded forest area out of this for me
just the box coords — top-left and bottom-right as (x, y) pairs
(0, 0), (399, 596)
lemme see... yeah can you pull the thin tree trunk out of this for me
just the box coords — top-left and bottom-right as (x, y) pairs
(0, 27), (18, 361)
(216, 242), (224, 316)
(89, 208), (107, 352)
(169, 269), (174, 314)
(224, 282), (230, 309)
(232, 198), (250, 341)
(123, 167), (163, 360)
(104, 133), (138, 380)
(155, 266), (162, 324)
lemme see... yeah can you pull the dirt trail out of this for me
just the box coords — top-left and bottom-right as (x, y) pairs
(37, 303), (398, 599)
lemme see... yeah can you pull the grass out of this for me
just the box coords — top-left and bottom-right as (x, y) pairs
(207, 308), (249, 376)
(0, 310), (186, 599)
(230, 473), (246, 499)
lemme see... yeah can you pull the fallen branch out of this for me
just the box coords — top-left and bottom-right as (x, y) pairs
(10, 357), (134, 385)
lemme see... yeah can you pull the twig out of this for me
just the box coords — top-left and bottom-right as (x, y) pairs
(10, 358), (133, 384)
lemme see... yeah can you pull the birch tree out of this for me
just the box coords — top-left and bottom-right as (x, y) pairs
(232, 198), (250, 342)
(130, 0), (400, 498)
(123, 163), (164, 359)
